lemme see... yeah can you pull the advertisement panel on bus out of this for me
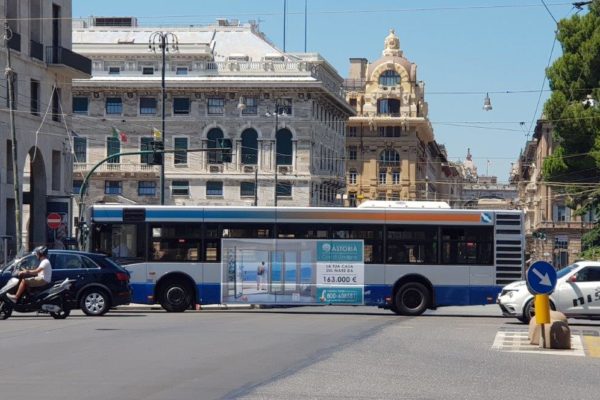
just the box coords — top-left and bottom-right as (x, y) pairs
(221, 239), (364, 305)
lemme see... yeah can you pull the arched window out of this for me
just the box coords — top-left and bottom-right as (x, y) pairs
(379, 70), (400, 86)
(377, 99), (400, 115)
(380, 149), (400, 166)
(276, 129), (293, 165)
(241, 129), (258, 165)
(207, 128), (231, 164)
(379, 69), (400, 86)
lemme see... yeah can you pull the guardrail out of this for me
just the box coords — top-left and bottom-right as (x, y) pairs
(30, 40), (44, 61)
(8, 31), (20, 52)
(46, 46), (92, 75)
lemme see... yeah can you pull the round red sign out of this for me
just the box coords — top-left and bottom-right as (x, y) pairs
(47, 213), (62, 230)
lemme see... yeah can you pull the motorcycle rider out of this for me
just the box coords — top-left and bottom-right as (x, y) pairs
(7, 246), (52, 303)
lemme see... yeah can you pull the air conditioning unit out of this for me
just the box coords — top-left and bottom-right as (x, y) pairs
(278, 166), (291, 174)
(209, 165), (223, 173)
(243, 165), (256, 173)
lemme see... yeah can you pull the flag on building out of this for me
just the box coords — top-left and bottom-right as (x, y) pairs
(111, 126), (128, 143)
(152, 127), (162, 141)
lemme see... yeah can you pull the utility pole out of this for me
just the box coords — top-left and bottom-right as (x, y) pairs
(4, 23), (22, 252)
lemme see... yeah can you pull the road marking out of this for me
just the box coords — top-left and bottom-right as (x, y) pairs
(583, 336), (600, 358)
(492, 328), (585, 356)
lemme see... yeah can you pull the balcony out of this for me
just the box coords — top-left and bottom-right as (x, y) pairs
(30, 40), (44, 61)
(7, 31), (20, 52)
(46, 46), (92, 77)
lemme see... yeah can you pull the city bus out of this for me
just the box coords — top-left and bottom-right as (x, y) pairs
(86, 204), (524, 315)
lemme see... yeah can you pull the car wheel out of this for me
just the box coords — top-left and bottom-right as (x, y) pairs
(50, 308), (71, 320)
(80, 289), (110, 316)
(394, 282), (430, 316)
(522, 298), (556, 324)
(522, 297), (537, 324)
(159, 280), (193, 312)
(0, 300), (12, 320)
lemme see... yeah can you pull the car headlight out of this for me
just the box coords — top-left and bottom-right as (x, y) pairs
(500, 289), (517, 298)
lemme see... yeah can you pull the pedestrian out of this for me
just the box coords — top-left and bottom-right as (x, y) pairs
(256, 261), (266, 290)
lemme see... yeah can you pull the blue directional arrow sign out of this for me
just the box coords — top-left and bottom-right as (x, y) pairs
(526, 261), (557, 295)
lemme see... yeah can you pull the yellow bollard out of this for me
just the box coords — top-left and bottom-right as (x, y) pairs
(535, 294), (551, 325)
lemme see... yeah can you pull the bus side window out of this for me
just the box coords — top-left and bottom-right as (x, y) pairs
(204, 224), (221, 262)
(441, 226), (493, 265)
(333, 225), (383, 264)
(151, 224), (200, 262)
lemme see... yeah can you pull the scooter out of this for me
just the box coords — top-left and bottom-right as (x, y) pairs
(0, 271), (76, 320)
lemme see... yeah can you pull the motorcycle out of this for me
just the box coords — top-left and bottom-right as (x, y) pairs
(0, 270), (76, 320)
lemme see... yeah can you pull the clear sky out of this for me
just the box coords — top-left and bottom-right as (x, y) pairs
(73, 0), (578, 182)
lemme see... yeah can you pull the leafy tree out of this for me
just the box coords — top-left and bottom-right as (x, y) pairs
(542, 1), (600, 258)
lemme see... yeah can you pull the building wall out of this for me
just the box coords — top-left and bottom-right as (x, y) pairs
(343, 30), (451, 206)
(71, 20), (353, 218)
(0, 0), (84, 257)
(512, 119), (594, 267)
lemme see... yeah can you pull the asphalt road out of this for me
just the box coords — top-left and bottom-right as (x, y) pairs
(0, 305), (599, 400)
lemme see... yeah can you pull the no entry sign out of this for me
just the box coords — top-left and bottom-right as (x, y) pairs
(47, 213), (62, 230)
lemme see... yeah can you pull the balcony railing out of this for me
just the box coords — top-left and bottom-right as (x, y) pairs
(536, 221), (594, 230)
(74, 163), (158, 173)
(7, 31), (21, 52)
(46, 46), (92, 75)
(30, 40), (44, 61)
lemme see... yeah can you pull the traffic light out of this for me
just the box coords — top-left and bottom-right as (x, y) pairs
(149, 140), (164, 165)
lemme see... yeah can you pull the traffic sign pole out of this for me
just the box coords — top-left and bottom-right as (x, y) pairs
(535, 294), (551, 348)
(535, 294), (551, 325)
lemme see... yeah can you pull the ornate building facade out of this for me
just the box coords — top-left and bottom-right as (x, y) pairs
(0, 0), (90, 257)
(460, 149), (518, 209)
(70, 17), (353, 215)
(511, 119), (594, 268)
(343, 30), (460, 206)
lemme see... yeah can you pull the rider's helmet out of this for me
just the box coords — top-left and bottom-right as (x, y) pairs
(33, 246), (48, 258)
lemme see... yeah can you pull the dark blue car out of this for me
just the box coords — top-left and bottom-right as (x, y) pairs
(0, 250), (131, 316)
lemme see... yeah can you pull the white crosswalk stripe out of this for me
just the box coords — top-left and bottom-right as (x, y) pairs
(492, 328), (585, 357)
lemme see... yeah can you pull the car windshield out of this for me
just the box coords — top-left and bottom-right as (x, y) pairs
(557, 264), (577, 279)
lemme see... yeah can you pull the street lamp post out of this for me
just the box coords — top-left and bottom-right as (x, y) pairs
(266, 99), (287, 207)
(149, 31), (178, 205)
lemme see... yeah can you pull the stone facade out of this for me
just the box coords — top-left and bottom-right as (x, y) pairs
(0, 0), (89, 257)
(343, 30), (461, 207)
(71, 18), (353, 216)
(511, 119), (594, 268)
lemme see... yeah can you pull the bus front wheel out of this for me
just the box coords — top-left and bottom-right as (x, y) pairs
(159, 280), (193, 312)
(393, 282), (430, 316)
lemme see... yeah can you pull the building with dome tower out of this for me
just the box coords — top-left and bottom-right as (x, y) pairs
(460, 148), (517, 209)
(343, 29), (462, 207)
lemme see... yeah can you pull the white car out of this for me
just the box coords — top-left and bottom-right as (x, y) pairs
(497, 261), (600, 323)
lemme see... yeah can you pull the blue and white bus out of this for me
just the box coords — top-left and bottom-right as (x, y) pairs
(87, 204), (524, 315)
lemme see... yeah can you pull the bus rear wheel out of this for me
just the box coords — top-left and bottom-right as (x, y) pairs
(393, 282), (430, 316)
(159, 280), (193, 312)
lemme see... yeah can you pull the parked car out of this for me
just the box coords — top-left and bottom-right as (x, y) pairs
(0, 250), (131, 316)
(497, 261), (600, 323)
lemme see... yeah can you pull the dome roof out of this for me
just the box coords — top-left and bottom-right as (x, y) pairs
(366, 29), (414, 80)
